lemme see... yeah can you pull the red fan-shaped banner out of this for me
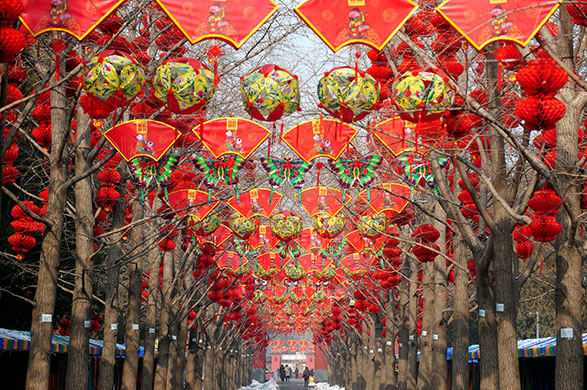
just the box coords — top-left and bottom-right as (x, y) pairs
(359, 183), (411, 214)
(437, 0), (562, 50)
(198, 224), (232, 247)
(216, 251), (249, 272)
(296, 228), (330, 252)
(166, 189), (218, 220)
(297, 252), (333, 273)
(294, 0), (418, 52)
(104, 120), (180, 162)
(155, 0), (279, 48)
(248, 224), (280, 249)
(345, 230), (386, 253)
(281, 119), (358, 162)
(20, 0), (125, 39)
(193, 117), (271, 159)
(299, 186), (350, 217)
(227, 188), (283, 218)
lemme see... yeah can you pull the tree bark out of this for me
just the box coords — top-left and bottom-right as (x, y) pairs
(450, 232), (469, 390)
(416, 261), (435, 390)
(154, 251), (174, 390)
(98, 183), (124, 390)
(66, 106), (95, 390)
(553, 11), (585, 389)
(25, 79), (70, 390)
(141, 197), (162, 390)
(121, 198), (144, 390)
(432, 205), (448, 390)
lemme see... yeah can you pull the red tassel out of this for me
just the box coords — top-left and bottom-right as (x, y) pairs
(497, 61), (503, 90)
(279, 122), (283, 145)
(267, 133), (272, 159)
(538, 257), (545, 276)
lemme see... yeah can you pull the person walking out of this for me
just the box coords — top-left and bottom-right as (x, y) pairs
(295, 367), (299, 378)
(279, 364), (285, 382)
(284, 365), (291, 381)
(303, 367), (311, 387)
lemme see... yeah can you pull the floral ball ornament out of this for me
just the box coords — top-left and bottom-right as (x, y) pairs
(190, 213), (221, 236)
(391, 67), (454, 123)
(82, 51), (145, 110)
(317, 67), (379, 123)
(357, 213), (387, 238)
(271, 211), (303, 242)
(312, 213), (345, 239)
(153, 58), (216, 115)
(228, 213), (258, 240)
(240, 64), (300, 121)
(285, 263), (306, 281)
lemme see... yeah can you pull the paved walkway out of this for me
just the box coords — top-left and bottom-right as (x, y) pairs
(276, 378), (307, 389)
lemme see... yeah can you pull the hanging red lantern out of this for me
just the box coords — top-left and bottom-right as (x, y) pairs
(516, 60), (568, 97)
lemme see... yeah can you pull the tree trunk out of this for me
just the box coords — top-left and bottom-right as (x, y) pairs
(450, 232), (469, 390)
(202, 346), (215, 390)
(121, 198), (144, 390)
(154, 251), (173, 390)
(407, 260), (419, 390)
(553, 12), (585, 387)
(432, 206), (448, 390)
(141, 197), (162, 390)
(25, 80), (70, 390)
(98, 185), (124, 390)
(476, 262), (499, 389)
(166, 319), (179, 390)
(66, 106), (95, 390)
(416, 261), (435, 390)
(174, 318), (188, 389)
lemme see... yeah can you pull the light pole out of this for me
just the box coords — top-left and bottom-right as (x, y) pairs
(535, 311), (539, 339)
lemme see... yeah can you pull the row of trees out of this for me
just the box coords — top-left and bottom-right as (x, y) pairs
(0, 1), (585, 390)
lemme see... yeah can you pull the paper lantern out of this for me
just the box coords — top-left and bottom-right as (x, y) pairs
(312, 213), (345, 239)
(83, 51), (145, 108)
(228, 214), (258, 240)
(240, 64), (300, 121)
(153, 58), (216, 115)
(357, 213), (387, 238)
(191, 213), (221, 236)
(271, 211), (303, 242)
(391, 68), (454, 123)
(317, 67), (379, 123)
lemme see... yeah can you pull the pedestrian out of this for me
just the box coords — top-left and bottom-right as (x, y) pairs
(279, 364), (285, 382)
(295, 367), (299, 378)
(284, 364), (291, 381)
(303, 366), (311, 387)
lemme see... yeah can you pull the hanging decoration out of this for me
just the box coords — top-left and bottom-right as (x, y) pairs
(371, 117), (418, 156)
(357, 212), (387, 239)
(153, 58), (217, 115)
(193, 154), (245, 191)
(396, 152), (451, 188)
(294, 0), (418, 51)
(193, 117), (271, 159)
(527, 185), (562, 242)
(9, 202), (43, 260)
(299, 187), (350, 217)
(227, 188), (283, 218)
(19, 0), (124, 39)
(271, 211), (303, 242)
(228, 213), (258, 240)
(296, 227), (330, 252)
(240, 64), (300, 121)
(359, 182), (411, 215)
(281, 119), (358, 162)
(166, 189), (220, 235)
(103, 120), (180, 195)
(81, 51), (145, 121)
(154, 0), (279, 48)
(391, 67), (454, 123)
(317, 67), (379, 123)
(260, 157), (312, 192)
(0, 0), (25, 63)
(436, 0), (562, 50)
(312, 213), (345, 239)
(411, 224), (440, 263)
(329, 154), (382, 191)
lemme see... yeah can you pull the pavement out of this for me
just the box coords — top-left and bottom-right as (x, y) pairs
(275, 378), (308, 389)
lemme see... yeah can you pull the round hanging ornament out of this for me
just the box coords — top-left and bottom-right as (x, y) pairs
(271, 211), (303, 242)
(153, 57), (216, 115)
(240, 64), (300, 121)
(228, 213), (258, 240)
(312, 213), (345, 239)
(357, 213), (387, 238)
(317, 66), (379, 123)
(82, 51), (145, 111)
(391, 67), (454, 123)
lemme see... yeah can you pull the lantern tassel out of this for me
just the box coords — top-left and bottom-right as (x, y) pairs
(497, 61), (503, 90)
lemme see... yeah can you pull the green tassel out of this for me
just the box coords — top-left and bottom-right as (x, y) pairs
(342, 189), (346, 203)
(140, 188), (145, 205)
(208, 189), (212, 206)
(164, 187), (169, 203)
(235, 186), (240, 203)
(367, 188), (371, 203)
(298, 188), (302, 205)
(269, 187), (275, 204)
